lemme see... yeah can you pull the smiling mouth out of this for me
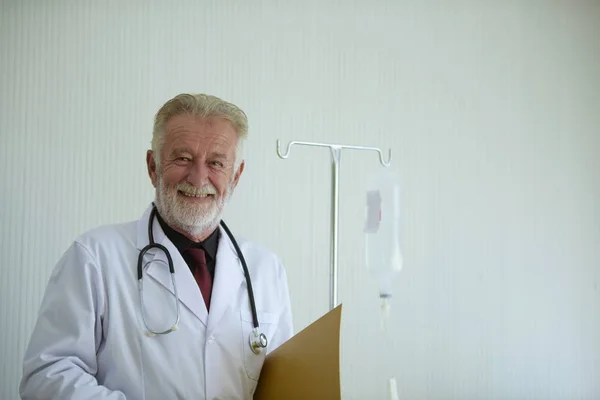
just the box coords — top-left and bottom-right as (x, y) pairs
(178, 191), (214, 198)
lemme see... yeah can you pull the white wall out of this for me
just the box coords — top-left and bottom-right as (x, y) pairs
(1, 1), (599, 398)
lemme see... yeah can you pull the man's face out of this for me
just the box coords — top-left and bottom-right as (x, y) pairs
(146, 114), (244, 240)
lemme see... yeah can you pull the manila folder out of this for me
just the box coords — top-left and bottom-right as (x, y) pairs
(254, 304), (342, 399)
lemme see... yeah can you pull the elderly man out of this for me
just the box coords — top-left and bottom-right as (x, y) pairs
(20, 93), (294, 399)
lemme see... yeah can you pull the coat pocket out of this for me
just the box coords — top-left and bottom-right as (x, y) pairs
(240, 309), (279, 381)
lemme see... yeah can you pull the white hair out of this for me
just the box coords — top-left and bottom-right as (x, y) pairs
(151, 93), (247, 171)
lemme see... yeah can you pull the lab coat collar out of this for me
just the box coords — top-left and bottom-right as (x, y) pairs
(207, 228), (245, 334)
(135, 204), (244, 331)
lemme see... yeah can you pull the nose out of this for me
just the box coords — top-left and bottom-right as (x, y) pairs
(187, 159), (209, 187)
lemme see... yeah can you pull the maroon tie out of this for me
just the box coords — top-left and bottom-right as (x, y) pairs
(185, 248), (213, 311)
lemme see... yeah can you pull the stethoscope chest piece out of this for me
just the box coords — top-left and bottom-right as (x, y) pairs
(249, 328), (268, 355)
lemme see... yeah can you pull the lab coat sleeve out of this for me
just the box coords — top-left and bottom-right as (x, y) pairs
(20, 241), (126, 400)
(267, 257), (294, 353)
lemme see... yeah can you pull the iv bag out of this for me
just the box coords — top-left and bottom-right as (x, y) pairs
(364, 167), (403, 298)
(364, 167), (403, 400)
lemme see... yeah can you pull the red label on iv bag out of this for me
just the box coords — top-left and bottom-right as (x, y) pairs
(364, 190), (382, 233)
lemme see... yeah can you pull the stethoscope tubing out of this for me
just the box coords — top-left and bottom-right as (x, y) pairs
(139, 205), (260, 330)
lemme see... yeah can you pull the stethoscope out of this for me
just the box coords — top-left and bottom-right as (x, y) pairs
(137, 205), (268, 355)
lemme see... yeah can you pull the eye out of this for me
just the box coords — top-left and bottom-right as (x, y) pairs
(172, 156), (192, 165)
(210, 161), (224, 167)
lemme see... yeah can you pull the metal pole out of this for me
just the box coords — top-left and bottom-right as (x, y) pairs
(276, 140), (391, 311)
(330, 147), (341, 310)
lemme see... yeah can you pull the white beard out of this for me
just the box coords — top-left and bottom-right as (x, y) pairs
(154, 177), (233, 239)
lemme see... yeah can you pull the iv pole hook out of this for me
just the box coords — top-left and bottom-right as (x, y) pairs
(276, 140), (392, 167)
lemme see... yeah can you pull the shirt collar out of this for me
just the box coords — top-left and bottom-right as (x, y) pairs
(155, 210), (219, 262)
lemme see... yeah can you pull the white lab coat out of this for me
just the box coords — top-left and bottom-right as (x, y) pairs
(20, 204), (294, 400)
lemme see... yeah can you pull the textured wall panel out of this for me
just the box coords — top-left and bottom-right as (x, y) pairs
(1, 1), (599, 399)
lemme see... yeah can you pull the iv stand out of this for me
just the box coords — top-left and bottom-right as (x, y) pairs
(276, 140), (392, 311)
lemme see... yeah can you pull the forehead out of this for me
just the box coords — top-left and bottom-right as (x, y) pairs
(163, 114), (238, 152)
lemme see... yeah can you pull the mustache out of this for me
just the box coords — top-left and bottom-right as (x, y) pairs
(175, 183), (217, 196)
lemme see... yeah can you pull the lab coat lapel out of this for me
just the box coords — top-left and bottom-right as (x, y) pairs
(136, 205), (209, 326)
(207, 227), (244, 332)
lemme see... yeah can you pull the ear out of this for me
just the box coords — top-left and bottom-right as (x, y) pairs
(231, 160), (245, 189)
(146, 150), (158, 188)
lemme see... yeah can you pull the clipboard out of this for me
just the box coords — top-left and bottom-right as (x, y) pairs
(254, 304), (343, 399)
